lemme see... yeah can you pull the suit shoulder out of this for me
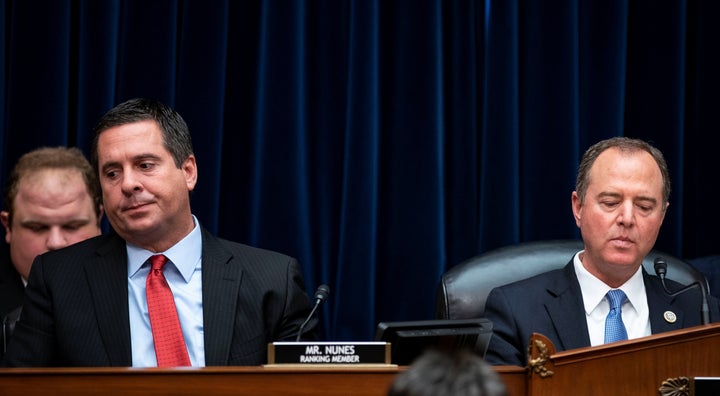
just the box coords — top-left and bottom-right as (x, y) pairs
(213, 237), (296, 263)
(39, 234), (120, 262)
(495, 268), (566, 292)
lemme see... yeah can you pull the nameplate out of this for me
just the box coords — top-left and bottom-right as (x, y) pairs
(267, 341), (391, 365)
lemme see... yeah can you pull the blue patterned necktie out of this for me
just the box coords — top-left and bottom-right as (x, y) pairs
(604, 289), (628, 343)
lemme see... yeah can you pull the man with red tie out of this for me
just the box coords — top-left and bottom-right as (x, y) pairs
(2, 98), (316, 367)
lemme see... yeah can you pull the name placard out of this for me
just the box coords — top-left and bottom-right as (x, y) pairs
(267, 341), (391, 365)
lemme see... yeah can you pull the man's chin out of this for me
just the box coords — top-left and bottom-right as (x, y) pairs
(603, 251), (641, 268)
(113, 218), (158, 239)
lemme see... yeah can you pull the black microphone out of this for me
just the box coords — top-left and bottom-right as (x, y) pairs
(653, 257), (710, 325)
(295, 284), (330, 342)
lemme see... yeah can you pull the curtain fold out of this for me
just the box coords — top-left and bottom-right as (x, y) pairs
(1, 0), (719, 342)
(479, 0), (520, 251)
(175, 0), (229, 234)
(76, 0), (120, 152)
(333, 0), (381, 340)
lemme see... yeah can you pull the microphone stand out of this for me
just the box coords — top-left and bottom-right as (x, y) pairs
(296, 285), (330, 341)
(654, 257), (710, 325)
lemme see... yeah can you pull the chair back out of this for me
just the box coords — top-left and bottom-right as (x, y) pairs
(688, 255), (720, 299)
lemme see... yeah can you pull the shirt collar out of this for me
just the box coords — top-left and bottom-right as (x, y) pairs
(574, 250), (646, 314)
(126, 215), (202, 283)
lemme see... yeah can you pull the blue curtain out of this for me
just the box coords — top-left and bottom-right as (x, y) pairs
(1, 0), (719, 342)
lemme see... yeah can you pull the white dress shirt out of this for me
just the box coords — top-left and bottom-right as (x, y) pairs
(127, 216), (205, 367)
(574, 251), (651, 346)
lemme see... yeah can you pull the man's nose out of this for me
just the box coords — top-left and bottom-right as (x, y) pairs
(617, 201), (635, 226)
(46, 227), (69, 250)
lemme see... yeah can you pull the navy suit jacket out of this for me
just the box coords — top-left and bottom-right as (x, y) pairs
(0, 245), (24, 320)
(1, 227), (315, 367)
(484, 261), (720, 366)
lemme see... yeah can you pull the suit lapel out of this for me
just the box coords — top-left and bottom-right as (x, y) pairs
(644, 271), (685, 333)
(200, 228), (241, 366)
(543, 264), (701, 352)
(0, 248), (24, 316)
(545, 263), (592, 350)
(84, 234), (132, 366)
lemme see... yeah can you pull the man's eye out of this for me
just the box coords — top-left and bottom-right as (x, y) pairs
(105, 170), (117, 179)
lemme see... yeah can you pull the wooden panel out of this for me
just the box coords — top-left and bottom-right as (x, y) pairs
(527, 323), (720, 396)
(6, 323), (718, 396)
(0, 365), (528, 396)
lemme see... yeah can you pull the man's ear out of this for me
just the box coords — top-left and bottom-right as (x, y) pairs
(1, 210), (12, 243)
(182, 155), (198, 191)
(658, 201), (669, 225)
(571, 191), (582, 227)
(96, 205), (105, 229)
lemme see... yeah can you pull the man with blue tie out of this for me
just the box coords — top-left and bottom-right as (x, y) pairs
(483, 137), (720, 366)
(2, 98), (316, 367)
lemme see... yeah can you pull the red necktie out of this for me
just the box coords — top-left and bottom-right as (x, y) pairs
(146, 254), (191, 366)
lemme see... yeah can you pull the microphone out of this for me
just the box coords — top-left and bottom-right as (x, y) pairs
(653, 257), (710, 325)
(295, 284), (330, 342)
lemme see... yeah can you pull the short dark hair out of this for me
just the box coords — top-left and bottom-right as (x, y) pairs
(3, 146), (102, 227)
(387, 348), (508, 396)
(91, 98), (194, 171)
(575, 137), (671, 206)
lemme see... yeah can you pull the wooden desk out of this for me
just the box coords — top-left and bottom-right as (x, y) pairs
(527, 323), (720, 396)
(0, 365), (528, 396)
(6, 323), (719, 396)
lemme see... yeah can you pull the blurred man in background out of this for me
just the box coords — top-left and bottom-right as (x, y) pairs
(0, 147), (103, 357)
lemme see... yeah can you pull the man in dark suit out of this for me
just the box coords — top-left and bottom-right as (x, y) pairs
(0, 244), (23, 334)
(2, 98), (315, 367)
(484, 137), (720, 366)
(0, 244), (24, 357)
(0, 147), (104, 358)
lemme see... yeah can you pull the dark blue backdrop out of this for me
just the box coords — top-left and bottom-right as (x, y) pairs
(0, 0), (719, 342)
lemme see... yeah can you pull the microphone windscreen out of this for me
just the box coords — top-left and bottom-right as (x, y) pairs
(315, 284), (330, 301)
(653, 257), (667, 276)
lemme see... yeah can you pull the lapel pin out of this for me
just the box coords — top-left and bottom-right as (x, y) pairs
(663, 311), (677, 324)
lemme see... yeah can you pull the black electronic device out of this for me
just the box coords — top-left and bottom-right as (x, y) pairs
(374, 318), (493, 365)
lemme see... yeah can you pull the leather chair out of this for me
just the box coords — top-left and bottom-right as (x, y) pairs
(688, 255), (720, 299)
(435, 239), (711, 320)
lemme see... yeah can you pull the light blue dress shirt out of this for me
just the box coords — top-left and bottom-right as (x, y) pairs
(127, 216), (205, 367)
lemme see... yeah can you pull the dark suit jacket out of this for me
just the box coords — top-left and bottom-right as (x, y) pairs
(484, 261), (720, 366)
(1, 227), (315, 367)
(0, 244), (25, 359)
(0, 245), (24, 321)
